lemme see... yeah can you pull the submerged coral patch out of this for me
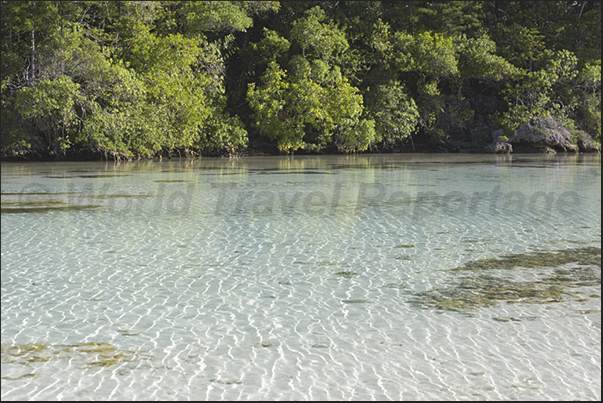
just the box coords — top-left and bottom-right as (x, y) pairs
(79, 194), (153, 199)
(412, 247), (601, 313)
(342, 299), (371, 304)
(252, 342), (277, 348)
(1, 205), (102, 214)
(0, 192), (151, 214)
(0, 342), (138, 369)
(335, 271), (359, 278)
(1, 373), (40, 381)
(449, 247), (601, 272)
(0, 344), (50, 364)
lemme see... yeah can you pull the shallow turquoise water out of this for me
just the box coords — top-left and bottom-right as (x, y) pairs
(1, 154), (601, 400)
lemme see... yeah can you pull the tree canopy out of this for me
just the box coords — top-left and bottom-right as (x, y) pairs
(1, 1), (600, 159)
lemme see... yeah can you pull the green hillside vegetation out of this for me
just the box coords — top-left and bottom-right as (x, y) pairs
(1, 1), (600, 160)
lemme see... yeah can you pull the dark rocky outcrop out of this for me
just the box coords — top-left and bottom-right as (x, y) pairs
(486, 117), (601, 154)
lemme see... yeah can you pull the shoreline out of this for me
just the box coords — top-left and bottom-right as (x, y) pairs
(2, 146), (601, 163)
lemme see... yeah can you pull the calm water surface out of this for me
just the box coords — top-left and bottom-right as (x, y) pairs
(1, 154), (601, 400)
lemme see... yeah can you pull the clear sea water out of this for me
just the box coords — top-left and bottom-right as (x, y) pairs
(1, 154), (601, 400)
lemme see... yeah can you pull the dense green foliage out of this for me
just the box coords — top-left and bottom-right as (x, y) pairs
(1, 1), (600, 159)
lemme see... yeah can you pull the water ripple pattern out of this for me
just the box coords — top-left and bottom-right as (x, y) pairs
(1, 155), (601, 400)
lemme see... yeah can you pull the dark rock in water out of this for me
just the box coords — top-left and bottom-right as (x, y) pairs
(486, 117), (600, 154)
(574, 131), (601, 153)
(485, 134), (513, 154)
(512, 117), (579, 153)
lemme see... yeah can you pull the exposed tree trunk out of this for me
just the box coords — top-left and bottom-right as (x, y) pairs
(30, 28), (35, 85)
(29, 2), (36, 86)
(579, 1), (588, 19)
